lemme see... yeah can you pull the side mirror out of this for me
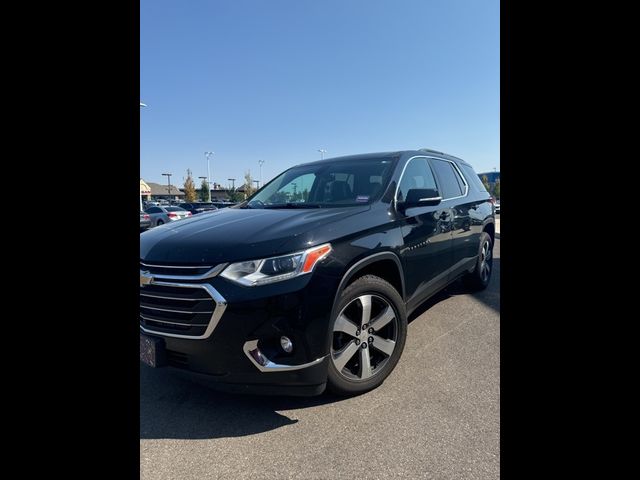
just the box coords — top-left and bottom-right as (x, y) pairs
(397, 188), (442, 213)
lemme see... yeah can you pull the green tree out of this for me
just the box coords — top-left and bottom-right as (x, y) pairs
(227, 189), (243, 203)
(481, 175), (491, 192)
(199, 179), (210, 201)
(244, 171), (255, 198)
(493, 179), (500, 199)
(183, 169), (197, 202)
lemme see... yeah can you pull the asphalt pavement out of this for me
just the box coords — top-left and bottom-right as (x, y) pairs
(141, 239), (500, 480)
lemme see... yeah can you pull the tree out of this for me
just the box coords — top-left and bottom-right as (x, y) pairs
(244, 171), (255, 198)
(493, 179), (500, 199)
(227, 189), (243, 203)
(183, 169), (197, 202)
(481, 175), (491, 192)
(199, 179), (210, 201)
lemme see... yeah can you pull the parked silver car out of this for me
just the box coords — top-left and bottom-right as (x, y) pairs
(144, 206), (191, 226)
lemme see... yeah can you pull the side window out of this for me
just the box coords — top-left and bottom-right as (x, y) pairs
(460, 164), (488, 193)
(430, 159), (465, 199)
(397, 158), (438, 202)
(147, 207), (161, 213)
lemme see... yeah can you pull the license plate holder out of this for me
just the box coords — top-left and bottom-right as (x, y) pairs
(140, 333), (167, 367)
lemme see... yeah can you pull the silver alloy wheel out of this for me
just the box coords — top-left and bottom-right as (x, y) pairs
(331, 294), (398, 381)
(480, 239), (492, 282)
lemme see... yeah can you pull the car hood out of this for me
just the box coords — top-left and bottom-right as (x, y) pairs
(140, 206), (368, 264)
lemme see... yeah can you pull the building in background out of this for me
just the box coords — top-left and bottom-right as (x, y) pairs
(145, 182), (185, 202)
(477, 171), (500, 192)
(140, 179), (151, 210)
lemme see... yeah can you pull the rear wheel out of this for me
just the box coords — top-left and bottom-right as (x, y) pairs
(463, 232), (493, 290)
(156, 219), (164, 226)
(327, 275), (407, 396)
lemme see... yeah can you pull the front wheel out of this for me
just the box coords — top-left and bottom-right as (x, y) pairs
(327, 275), (407, 396)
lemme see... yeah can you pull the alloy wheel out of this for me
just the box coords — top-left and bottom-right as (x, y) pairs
(480, 240), (492, 282)
(331, 294), (398, 381)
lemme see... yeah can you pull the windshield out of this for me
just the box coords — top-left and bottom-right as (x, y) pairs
(165, 207), (186, 212)
(245, 157), (396, 208)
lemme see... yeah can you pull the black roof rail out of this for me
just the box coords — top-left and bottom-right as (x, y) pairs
(419, 148), (469, 165)
(419, 148), (445, 155)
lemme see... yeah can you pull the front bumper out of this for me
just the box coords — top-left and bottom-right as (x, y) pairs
(140, 270), (340, 394)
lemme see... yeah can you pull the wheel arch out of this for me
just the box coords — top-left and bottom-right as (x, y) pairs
(331, 252), (405, 319)
(483, 220), (495, 244)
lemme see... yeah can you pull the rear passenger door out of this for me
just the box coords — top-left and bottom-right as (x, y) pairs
(429, 159), (475, 279)
(397, 157), (454, 310)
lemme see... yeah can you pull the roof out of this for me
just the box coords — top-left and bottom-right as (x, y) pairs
(146, 182), (185, 196)
(295, 149), (472, 168)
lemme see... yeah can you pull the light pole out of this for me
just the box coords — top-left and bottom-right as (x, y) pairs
(317, 149), (327, 160)
(228, 178), (236, 190)
(258, 160), (265, 186)
(204, 151), (214, 202)
(162, 173), (172, 203)
(253, 180), (260, 191)
(139, 102), (147, 209)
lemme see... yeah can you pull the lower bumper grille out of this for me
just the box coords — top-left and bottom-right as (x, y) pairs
(139, 281), (227, 339)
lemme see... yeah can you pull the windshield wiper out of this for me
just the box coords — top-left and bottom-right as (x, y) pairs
(263, 203), (323, 209)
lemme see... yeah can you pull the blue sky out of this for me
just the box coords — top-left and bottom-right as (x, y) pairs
(141, 0), (499, 187)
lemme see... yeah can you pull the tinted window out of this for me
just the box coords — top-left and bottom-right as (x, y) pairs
(397, 158), (437, 202)
(430, 159), (464, 199)
(460, 164), (488, 193)
(146, 207), (161, 213)
(180, 204), (192, 209)
(166, 207), (186, 212)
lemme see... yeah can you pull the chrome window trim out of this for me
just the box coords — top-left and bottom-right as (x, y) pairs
(139, 281), (227, 340)
(139, 262), (228, 281)
(242, 340), (328, 372)
(394, 155), (469, 206)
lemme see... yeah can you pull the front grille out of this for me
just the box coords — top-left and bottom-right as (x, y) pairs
(140, 261), (217, 278)
(139, 282), (225, 338)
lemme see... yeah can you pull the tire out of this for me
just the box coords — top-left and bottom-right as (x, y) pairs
(463, 232), (493, 291)
(327, 275), (407, 396)
(156, 219), (164, 226)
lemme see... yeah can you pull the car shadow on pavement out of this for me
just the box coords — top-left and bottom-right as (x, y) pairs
(140, 365), (349, 440)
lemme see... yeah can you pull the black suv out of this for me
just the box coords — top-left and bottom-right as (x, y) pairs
(140, 150), (495, 396)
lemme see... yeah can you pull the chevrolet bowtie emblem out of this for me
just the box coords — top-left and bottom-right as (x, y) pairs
(140, 271), (154, 286)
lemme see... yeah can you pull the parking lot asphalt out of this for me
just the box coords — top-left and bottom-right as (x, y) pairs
(141, 239), (500, 480)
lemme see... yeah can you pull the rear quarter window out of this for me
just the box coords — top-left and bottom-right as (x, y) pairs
(460, 164), (489, 193)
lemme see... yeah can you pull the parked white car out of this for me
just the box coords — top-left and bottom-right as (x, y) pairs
(144, 206), (192, 226)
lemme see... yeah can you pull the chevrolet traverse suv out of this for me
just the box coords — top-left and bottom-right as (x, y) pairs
(140, 149), (495, 396)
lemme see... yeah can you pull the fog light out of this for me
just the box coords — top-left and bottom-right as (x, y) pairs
(249, 348), (269, 367)
(280, 336), (293, 353)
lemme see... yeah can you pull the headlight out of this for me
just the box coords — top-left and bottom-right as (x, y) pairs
(220, 243), (332, 286)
